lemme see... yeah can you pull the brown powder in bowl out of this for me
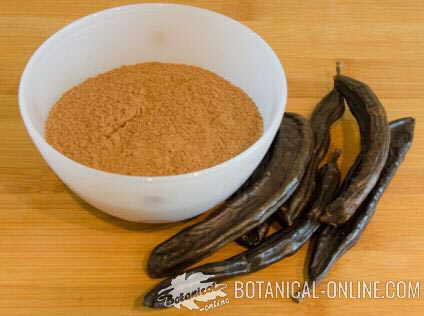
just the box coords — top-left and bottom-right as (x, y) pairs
(45, 62), (263, 176)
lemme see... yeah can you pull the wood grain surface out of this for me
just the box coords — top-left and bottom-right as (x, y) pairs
(1, 1), (424, 315)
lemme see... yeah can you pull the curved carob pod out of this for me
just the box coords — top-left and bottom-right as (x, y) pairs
(147, 113), (313, 278)
(320, 74), (390, 225)
(308, 118), (414, 286)
(279, 89), (345, 226)
(144, 152), (341, 308)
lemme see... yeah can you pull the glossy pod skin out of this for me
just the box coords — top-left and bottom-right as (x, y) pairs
(143, 152), (341, 308)
(320, 75), (391, 225)
(280, 89), (345, 226)
(309, 118), (415, 284)
(147, 113), (313, 278)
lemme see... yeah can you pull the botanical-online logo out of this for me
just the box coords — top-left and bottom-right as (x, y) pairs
(157, 272), (229, 311)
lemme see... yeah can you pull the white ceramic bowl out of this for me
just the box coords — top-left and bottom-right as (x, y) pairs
(19, 4), (287, 223)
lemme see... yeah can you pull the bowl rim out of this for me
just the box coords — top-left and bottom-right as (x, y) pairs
(19, 3), (287, 183)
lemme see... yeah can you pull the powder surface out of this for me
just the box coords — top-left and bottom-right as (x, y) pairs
(45, 62), (263, 176)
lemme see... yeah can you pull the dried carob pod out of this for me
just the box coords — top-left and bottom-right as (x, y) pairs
(144, 151), (341, 308)
(320, 73), (390, 225)
(147, 113), (313, 278)
(308, 118), (414, 286)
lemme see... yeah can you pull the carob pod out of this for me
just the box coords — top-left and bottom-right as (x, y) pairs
(279, 89), (345, 226)
(308, 118), (414, 286)
(320, 74), (390, 225)
(147, 113), (313, 278)
(144, 151), (341, 308)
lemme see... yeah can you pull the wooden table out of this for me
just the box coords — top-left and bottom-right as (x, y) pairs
(1, 1), (423, 315)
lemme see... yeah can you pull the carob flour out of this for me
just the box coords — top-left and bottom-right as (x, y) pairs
(45, 62), (263, 176)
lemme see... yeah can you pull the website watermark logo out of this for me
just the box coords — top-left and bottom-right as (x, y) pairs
(233, 280), (422, 300)
(157, 272), (230, 311)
